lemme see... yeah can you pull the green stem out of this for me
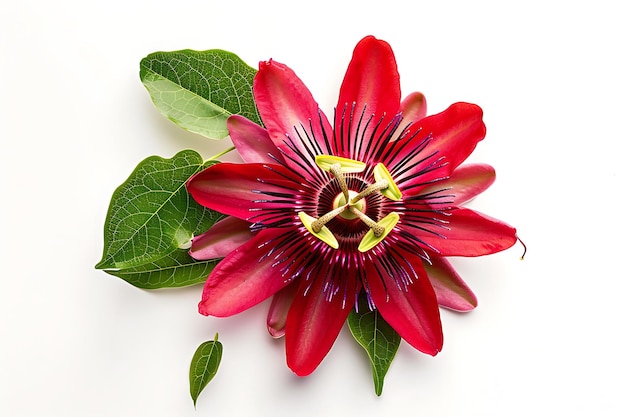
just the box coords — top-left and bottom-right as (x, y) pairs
(207, 146), (236, 162)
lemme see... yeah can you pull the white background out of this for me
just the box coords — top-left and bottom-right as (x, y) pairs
(2, 0), (624, 415)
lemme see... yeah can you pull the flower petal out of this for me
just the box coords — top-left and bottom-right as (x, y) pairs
(285, 269), (357, 376)
(390, 91), (428, 142)
(399, 92), (427, 123)
(254, 59), (333, 172)
(419, 207), (517, 257)
(187, 162), (294, 221)
(388, 102), (487, 194)
(198, 228), (291, 317)
(227, 115), (283, 164)
(336, 36), (401, 160)
(189, 216), (254, 260)
(266, 282), (298, 338)
(366, 249), (443, 355)
(419, 163), (496, 205)
(424, 256), (477, 312)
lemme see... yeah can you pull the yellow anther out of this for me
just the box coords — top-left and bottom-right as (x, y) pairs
(373, 163), (402, 201)
(358, 212), (400, 253)
(298, 212), (339, 249)
(315, 155), (367, 173)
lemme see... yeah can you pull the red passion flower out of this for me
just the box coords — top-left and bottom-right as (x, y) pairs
(187, 36), (517, 376)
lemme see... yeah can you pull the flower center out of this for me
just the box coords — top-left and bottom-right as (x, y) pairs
(332, 190), (363, 220)
(298, 155), (401, 252)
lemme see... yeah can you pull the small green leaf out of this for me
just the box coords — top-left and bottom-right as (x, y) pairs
(105, 249), (217, 289)
(95, 150), (221, 270)
(190, 334), (222, 407)
(348, 294), (401, 396)
(140, 49), (261, 139)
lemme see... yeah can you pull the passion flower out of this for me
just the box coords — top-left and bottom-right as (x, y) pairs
(187, 36), (517, 376)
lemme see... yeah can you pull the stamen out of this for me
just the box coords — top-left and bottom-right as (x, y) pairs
(349, 207), (385, 236)
(373, 163), (402, 201)
(350, 179), (389, 203)
(315, 154), (366, 173)
(358, 212), (400, 253)
(329, 163), (349, 201)
(298, 212), (340, 249)
(311, 205), (347, 232)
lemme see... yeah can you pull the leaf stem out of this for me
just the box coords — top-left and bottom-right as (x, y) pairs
(207, 146), (236, 161)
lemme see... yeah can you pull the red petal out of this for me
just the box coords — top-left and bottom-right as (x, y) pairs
(424, 256), (477, 312)
(198, 229), (291, 317)
(388, 102), (487, 193)
(254, 59), (333, 172)
(418, 207), (517, 257)
(266, 282), (299, 338)
(336, 36), (401, 160)
(390, 92), (428, 142)
(399, 92), (427, 122)
(285, 269), (357, 376)
(417, 163), (496, 204)
(366, 249), (443, 355)
(187, 162), (294, 221)
(227, 115), (283, 164)
(189, 216), (254, 260)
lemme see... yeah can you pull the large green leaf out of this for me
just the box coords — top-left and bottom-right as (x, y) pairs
(348, 295), (401, 396)
(105, 249), (217, 289)
(190, 335), (223, 407)
(96, 150), (221, 270)
(140, 49), (261, 139)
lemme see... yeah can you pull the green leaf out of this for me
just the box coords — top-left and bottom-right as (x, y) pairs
(95, 150), (221, 270)
(105, 249), (217, 289)
(190, 334), (223, 407)
(347, 294), (401, 396)
(140, 49), (261, 139)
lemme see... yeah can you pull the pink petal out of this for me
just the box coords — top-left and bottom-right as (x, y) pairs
(424, 256), (477, 312)
(366, 250), (443, 355)
(388, 102), (487, 194)
(227, 115), (283, 164)
(336, 36), (401, 160)
(419, 163), (496, 205)
(198, 228), (291, 317)
(418, 207), (517, 257)
(285, 270), (357, 376)
(399, 92), (427, 122)
(266, 282), (298, 338)
(187, 162), (293, 221)
(189, 216), (254, 260)
(253, 59), (333, 172)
